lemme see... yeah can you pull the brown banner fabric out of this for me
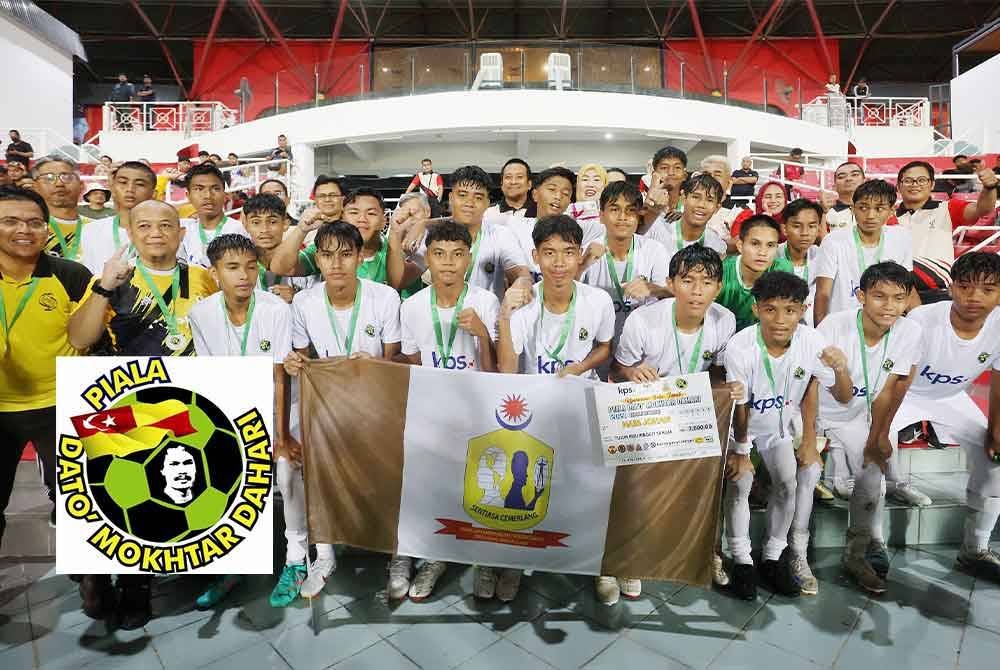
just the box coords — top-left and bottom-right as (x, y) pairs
(299, 357), (409, 554)
(599, 389), (732, 586)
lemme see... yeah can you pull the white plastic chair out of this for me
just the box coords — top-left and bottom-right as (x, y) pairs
(471, 52), (504, 91)
(547, 52), (572, 90)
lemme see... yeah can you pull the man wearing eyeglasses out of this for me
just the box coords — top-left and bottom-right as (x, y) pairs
(0, 186), (93, 542)
(895, 161), (997, 280)
(32, 156), (90, 262)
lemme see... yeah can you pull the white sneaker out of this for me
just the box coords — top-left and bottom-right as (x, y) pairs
(790, 553), (818, 595)
(712, 554), (729, 587)
(496, 569), (522, 602)
(595, 576), (620, 605)
(387, 555), (412, 600)
(299, 555), (336, 598)
(889, 485), (932, 508)
(408, 561), (447, 601)
(617, 578), (641, 599)
(833, 478), (855, 500)
(474, 566), (497, 599)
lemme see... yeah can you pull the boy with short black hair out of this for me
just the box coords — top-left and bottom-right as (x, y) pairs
(188, 234), (296, 608)
(889, 252), (1000, 582)
(179, 162), (247, 268)
(492, 214), (615, 602)
(715, 215), (794, 332)
(724, 272), (852, 600)
(283, 221), (402, 598)
(816, 262), (922, 593)
(391, 220), (500, 601)
(612, 244), (742, 601)
(645, 173), (728, 259)
(241, 193), (315, 304)
(779, 199), (823, 327)
(813, 179), (913, 325)
(79, 161), (157, 274)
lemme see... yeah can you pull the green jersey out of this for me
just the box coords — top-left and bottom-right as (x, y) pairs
(716, 254), (794, 331)
(299, 233), (423, 296)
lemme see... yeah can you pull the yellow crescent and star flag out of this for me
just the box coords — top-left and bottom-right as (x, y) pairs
(299, 358), (732, 586)
(70, 399), (197, 459)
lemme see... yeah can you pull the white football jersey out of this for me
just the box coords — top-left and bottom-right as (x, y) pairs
(813, 227), (912, 316)
(905, 301), (1000, 398)
(291, 278), (401, 358)
(401, 284), (499, 370)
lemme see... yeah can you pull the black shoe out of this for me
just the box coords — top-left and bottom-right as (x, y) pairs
(866, 541), (890, 579)
(79, 575), (115, 620)
(758, 549), (801, 597)
(730, 563), (758, 601)
(115, 581), (152, 630)
(898, 422), (924, 445)
(925, 423), (956, 449)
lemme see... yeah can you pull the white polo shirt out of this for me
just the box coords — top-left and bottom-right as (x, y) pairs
(725, 324), (836, 451)
(778, 242), (821, 327)
(645, 213), (728, 260)
(291, 278), (401, 358)
(825, 203), (855, 231)
(616, 299), (736, 376)
(419, 219), (528, 301)
(179, 216), (249, 268)
(508, 280), (615, 379)
(816, 310), (923, 424)
(79, 215), (138, 275)
(190, 289), (293, 360)
(401, 284), (499, 370)
(580, 234), (670, 336)
(813, 227), (912, 316)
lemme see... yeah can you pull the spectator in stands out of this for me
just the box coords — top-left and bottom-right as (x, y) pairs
(270, 134), (292, 161)
(80, 185), (114, 220)
(94, 155), (114, 177)
(136, 75), (156, 129)
(825, 74), (841, 95)
(405, 158), (444, 202)
(0, 165), (8, 187)
(780, 148), (805, 198)
(852, 77), (870, 98)
(566, 163), (607, 227)
(15, 176), (35, 191)
(208, 153), (223, 165)
(108, 73), (136, 130)
(486, 158), (532, 218)
(826, 162), (865, 231)
(942, 154), (976, 194)
(6, 130), (34, 164)
(606, 167), (627, 183)
(700, 155), (745, 251)
(729, 157), (758, 205)
(226, 152), (239, 167)
(896, 160), (998, 302)
(310, 175), (346, 224)
(197, 150), (211, 164)
(6, 161), (27, 184)
(731, 180), (787, 239)
(33, 156), (87, 261)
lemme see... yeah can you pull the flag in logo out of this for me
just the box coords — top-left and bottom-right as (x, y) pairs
(70, 399), (196, 459)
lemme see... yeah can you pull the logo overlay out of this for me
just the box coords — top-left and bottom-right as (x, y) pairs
(435, 394), (568, 549)
(56, 357), (274, 575)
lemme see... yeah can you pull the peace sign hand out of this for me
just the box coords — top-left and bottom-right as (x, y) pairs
(99, 245), (132, 291)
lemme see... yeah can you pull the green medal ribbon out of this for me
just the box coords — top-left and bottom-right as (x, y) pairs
(0, 277), (39, 349)
(198, 218), (227, 247)
(430, 283), (469, 363)
(258, 262), (283, 290)
(465, 229), (483, 281)
(672, 302), (706, 374)
(856, 309), (890, 424)
(222, 292), (256, 356)
(785, 245), (809, 284)
(852, 227), (884, 277)
(111, 215), (135, 256)
(48, 216), (83, 260)
(324, 285), (363, 355)
(604, 236), (634, 304)
(675, 220), (705, 251)
(756, 325), (792, 439)
(538, 283), (576, 366)
(134, 260), (182, 339)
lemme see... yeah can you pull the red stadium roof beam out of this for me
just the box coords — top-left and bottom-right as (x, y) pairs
(190, 0), (228, 99)
(685, 0), (719, 93)
(727, 0), (784, 83)
(246, 0), (314, 94)
(127, 0), (189, 98)
(320, 0), (350, 92)
(845, 0), (899, 90)
(803, 0), (836, 81)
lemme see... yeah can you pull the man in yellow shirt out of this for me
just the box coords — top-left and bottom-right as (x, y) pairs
(0, 186), (92, 542)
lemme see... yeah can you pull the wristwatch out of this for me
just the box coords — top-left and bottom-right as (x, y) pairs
(91, 283), (115, 298)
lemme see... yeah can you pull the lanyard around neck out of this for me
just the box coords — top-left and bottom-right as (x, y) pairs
(538, 283), (576, 366)
(0, 277), (39, 350)
(756, 325), (792, 438)
(675, 220), (704, 251)
(223, 292), (256, 356)
(430, 283), (469, 363)
(672, 302), (705, 374)
(324, 284), (363, 355)
(604, 236), (634, 304)
(784, 245), (809, 284)
(134, 260), (181, 336)
(852, 227), (884, 277)
(856, 309), (890, 424)
(48, 216), (83, 260)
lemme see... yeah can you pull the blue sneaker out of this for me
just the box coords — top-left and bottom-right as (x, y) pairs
(195, 575), (243, 610)
(270, 563), (307, 607)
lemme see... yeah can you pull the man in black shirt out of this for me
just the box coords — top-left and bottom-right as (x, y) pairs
(5, 130), (33, 164)
(108, 74), (137, 130)
(729, 157), (758, 205)
(136, 75), (157, 129)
